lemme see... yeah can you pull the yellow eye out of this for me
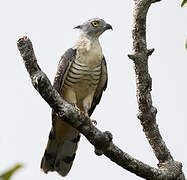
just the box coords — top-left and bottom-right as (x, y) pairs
(91, 21), (99, 27)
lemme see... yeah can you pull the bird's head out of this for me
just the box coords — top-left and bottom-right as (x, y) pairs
(74, 18), (113, 39)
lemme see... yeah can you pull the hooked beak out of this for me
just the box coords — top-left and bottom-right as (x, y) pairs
(104, 23), (113, 31)
(73, 25), (82, 29)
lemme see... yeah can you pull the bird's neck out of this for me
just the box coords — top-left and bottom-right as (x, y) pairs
(75, 33), (101, 52)
(74, 34), (103, 67)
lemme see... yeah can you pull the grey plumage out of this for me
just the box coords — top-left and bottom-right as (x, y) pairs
(74, 18), (112, 37)
(41, 18), (112, 177)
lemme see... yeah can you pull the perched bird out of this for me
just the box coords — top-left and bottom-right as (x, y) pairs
(41, 18), (112, 177)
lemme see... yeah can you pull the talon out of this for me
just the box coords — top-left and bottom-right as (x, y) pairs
(73, 103), (80, 112)
(84, 113), (96, 125)
(91, 120), (97, 125)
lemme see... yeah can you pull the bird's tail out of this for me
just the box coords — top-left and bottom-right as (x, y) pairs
(41, 128), (80, 177)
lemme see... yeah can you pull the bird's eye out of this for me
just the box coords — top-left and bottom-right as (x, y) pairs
(91, 21), (99, 27)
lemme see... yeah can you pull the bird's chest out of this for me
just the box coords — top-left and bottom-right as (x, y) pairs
(64, 59), (101, 89)
(77, 39), (103, 65)
(64, 50), (102, 97)
(63, 37), (103, 99)
(80, 49), (102, 66)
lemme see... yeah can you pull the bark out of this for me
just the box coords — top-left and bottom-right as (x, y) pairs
(17, 0), (185, 179)
(128, 0), (185, 179)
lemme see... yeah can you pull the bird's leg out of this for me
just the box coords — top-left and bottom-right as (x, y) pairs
(83, 91), (97, 126)
(62, 87), (81, 113)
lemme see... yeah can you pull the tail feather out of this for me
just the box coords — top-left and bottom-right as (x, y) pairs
(41, 129), (80, 177)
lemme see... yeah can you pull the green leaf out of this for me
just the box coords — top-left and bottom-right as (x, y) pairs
(185, 39), (187, 51)
(181, 0), (187, 7)
(0, 164), (23, 180)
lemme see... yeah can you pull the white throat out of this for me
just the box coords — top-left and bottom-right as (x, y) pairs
(74, 33), (103, 67)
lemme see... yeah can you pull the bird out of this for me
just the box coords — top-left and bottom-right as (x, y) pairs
(41, 18), (112, 177)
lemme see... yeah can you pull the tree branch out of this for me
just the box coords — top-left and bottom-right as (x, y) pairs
(16, 2), (186, 179)
(128, 0), (185, 179)
(17, 34), (183, 179)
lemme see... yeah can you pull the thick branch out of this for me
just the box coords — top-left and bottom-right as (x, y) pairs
(17, 36), (182, 180)
(128, 0), (185, 179)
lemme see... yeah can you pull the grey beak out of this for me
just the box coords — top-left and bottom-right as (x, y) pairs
(105, 23), (113, 30)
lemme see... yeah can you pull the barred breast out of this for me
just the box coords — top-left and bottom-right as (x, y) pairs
(64, 59), (101, 99)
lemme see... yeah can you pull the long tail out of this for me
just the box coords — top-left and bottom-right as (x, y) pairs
(41, 128), (80, 177)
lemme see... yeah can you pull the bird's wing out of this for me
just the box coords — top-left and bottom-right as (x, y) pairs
(88, 56), (108, 116)
(53, 48), (76, 92)
(41, 48), (79, 177)
(52, 47), (76, 129)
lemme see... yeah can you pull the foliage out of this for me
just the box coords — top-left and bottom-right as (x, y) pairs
(0, 164), (23, 180)
(181, 0), (187, 7)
